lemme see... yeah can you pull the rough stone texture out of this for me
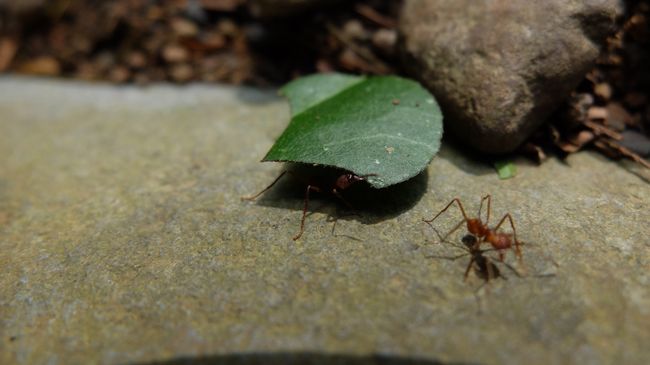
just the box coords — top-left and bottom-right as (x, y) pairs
(1, 77), (649, 365)
(399, 0), (622, 154)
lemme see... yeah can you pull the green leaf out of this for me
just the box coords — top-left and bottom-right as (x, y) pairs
(263, 73), (443, 188)
(494, 160), (517, 179)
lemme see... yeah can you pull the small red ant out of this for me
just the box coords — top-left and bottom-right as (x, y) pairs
(423, 195), (522, 262)
(242, 167), (375, 240)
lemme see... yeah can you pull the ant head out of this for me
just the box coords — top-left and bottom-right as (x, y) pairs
(461, 234), (478, 249)
(335, 173), (364, 190)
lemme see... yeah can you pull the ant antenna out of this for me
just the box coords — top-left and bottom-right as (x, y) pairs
(241, 171), (289, 201)
(478, 194), (491, 225)
(423, 198), (470, 224)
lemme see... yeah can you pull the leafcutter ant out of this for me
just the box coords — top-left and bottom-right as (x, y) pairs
(423, 225), (521, 284)
(241, 165), (375, 240)
(423, 226), (525, 315)
(423, 195), (522, 263)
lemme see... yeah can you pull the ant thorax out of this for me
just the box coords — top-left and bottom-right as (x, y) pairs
(467, 218), (488, 237)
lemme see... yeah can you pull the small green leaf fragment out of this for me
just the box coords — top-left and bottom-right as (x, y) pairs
(494, 160), (517, 179)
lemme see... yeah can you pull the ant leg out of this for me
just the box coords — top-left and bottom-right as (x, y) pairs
(241, 170), (291, 201)
(441, 220), (466, 244)
(473, 288), (486, 315)
(329, 211), (363, 241)
(463, 256), (475, 282)
(486, 257), (496, 282)
(424, 252), (470, 260)
(517, 241), (560, 270)
(475, 281), (489, 296)
(423, 198), (470, 224)
(332, 189), (357, 212)
(293, 185), (322, 241)
(494, 213), (522, 260)
(431, 226), (475, 251)
(425, 219), (465, 248)
(478, 194), (491, 226)
(426, 224), (446, 242)
(422, 227), (473, 260)
(482, 261), (493, 296)
(500, 261), (524, 278)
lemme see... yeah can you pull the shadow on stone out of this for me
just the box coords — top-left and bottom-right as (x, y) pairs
(252, 163), (429, 225)
(606, 155), (650, 184)
(126, 352), (473, 365)
(435, 138), (494, 177)
(435, 137), (540, 177)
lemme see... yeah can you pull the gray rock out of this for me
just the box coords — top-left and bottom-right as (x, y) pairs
(1, 77), (649, 365)
(399, 0), (622, 154)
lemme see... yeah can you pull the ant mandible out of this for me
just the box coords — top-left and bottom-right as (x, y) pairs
(423, 195), (522, 262)
(242, 168), (374, 240)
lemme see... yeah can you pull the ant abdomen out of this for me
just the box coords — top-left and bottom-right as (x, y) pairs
(487, 232), (512, 250)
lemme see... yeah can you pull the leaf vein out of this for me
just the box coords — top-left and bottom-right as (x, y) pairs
(291, 78), (366, 119)
(322, 133), (436, 152)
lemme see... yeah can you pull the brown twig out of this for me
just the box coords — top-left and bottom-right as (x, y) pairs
(355, 4), (396, 28)
(326, 22), (392, 74)
(583, 119), (623, 140)
(595, 138), (650, 169)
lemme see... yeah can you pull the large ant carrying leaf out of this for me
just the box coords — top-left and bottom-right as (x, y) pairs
(243, 73), (443, 240)
(241, 166), (374, 240)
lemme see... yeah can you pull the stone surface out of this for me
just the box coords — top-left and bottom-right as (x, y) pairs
(1, 77), (649, 365)
(399, 0), (622, 154)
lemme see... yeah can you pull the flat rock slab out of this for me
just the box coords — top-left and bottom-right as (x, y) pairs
(1, 77), (649, 365)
